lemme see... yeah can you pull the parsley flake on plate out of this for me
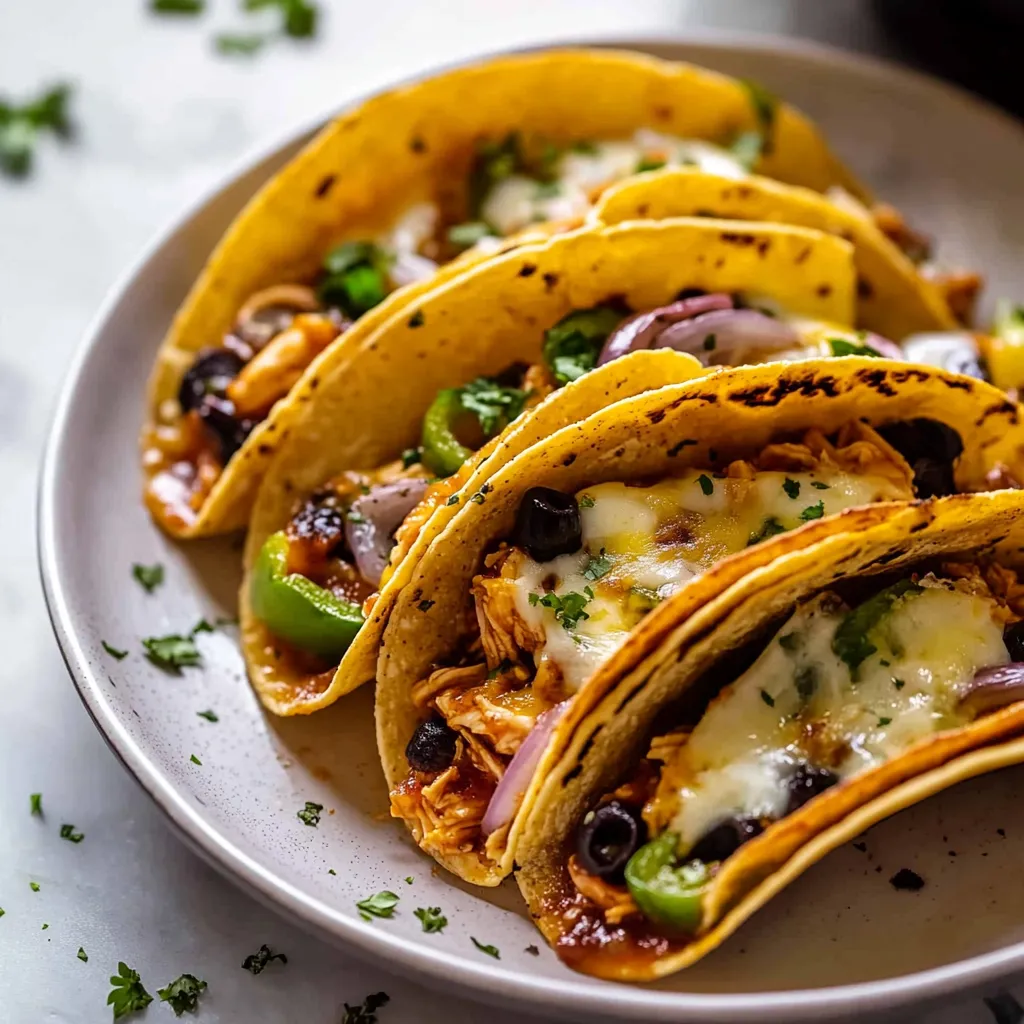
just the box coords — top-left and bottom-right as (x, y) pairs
(196, 709), (218, 722)
(107, 961), (153, 1019)
(189, 754), (202, 766)
(102, 640), (128, 661)
(77, 947), (88, 962)
(341, 991), (390, 1024)
(131, 563), (164, 594)
(30, 793), (42, 816)
(471, 937), (500, 959)
(157, 973), (207, 1016)
(142, 634), (201, 673)
(60, 823), (84, 843)
(215, 33), (266, 55)
(404, 876), (413, 884)
(30, 881), (40, 892)
(357, 890), (399, 920)
(578, 493), (595, 508)
(0, 83), (73, 178)
(414, 906), (447, 933)
(297, 801), (322, 826)
(241, 944), (287, 974)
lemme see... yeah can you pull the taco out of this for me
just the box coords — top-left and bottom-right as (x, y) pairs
(591, 167), (957, 340)
(514, 489), (1024, 979)
(240, 218), (861, 716)
(377, 360), (1024, 886)
(141, 46), (867, 538)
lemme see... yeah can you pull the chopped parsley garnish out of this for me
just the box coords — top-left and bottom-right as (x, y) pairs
(77, 947), (88, 962)
(357, 890), (399, 920)
(759, 689), (776, 708)
(459, 376), (527, 437)
(318, 240), (389, 317)
(401, 447), (422, 468)
(832, 578), (922, 676)
(42, 923), (48, 930)
(414, 906), (448, 933)
(0, 83), (73, 179)
(799, 501), (825, 521)
(30, 793), (42, 816)
(811, 480), (830, 490)
(241, 945), (287, 974)
(783, 478), (801, 500)
(525, 944), (540, 956)
(635, 155), (666, 173)
(878, 716), (892, 727)
(529, 590), (592, 631)
(215, 33), (267, 55)
(542, 305), (624, 385)
(0, 908), (4, 917)
(729, 78), (778, 170)
(189, 754), (202, 765)
(328, 869), (336, 875)
(142, 634), (201, 673)
(60, 824), (84, 843)
(297, 801), (322, 826)
(341, 992), (390, 1024)
(107, 962), (153, 1019)
(703, 333), (716, 351)
(471, 937), (500, 959)
(131, 563), (164, 594)
(697, 473), (714, 496)
(748, 516), (786, 545)
(447, 221), (493, 251)
(30, 881), (40, 892)
(404, 876), (414, 884)
(582, 549), (612, 581)
(417, 599), (435, 612)
(829, 338), (881, 358)
(468, 132), (526, 215)
(893, 677), (905, 690)
(157, 974), (207, 1016)
(151, 0), (204, 11)
(244, 0), (318, 38)
(578, 493), (595, 508)
(196, 709), (218, 722)
(102, 640), (128, 661)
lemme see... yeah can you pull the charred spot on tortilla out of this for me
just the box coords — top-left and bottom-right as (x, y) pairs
(562, 454), (577, 467)
(542, 272), (559, 291)
(636, 203), (650, 217)
(518, 263), (537, 278)
(314, 174), (336, 198)
(257, 444), (272, 455)
(816, 283), (832, 297)
(890, 868), (925, 892)
(667, 439), (698, 458)
(647, 408), (667, 425)
(854, 368), (898, 398)
(562, 764), (583, 785)
(977, 400), (1020, 425)
(719, 231), (758, 247)
(408, 310), (425, 328)
(409, 135), (427, 154)
(756, 239), (770, 257)
(857, 276), (875, 299)
(653, 104), (673, 121)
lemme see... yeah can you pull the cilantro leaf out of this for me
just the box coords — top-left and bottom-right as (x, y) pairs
(531, 590), (592, 631)
(242, 0), (318, 38)
(131, 563), (164, 594)
(107, 962), (153, 1019)
(157, 974), (207, 1016)
(811, 480), (830, 490)
(728, 78), (778, 170)
(30, 881), (40, 892)
(457, 376), (527, 438)
(142, 634), (201, 673)
(102, 641), (128, 661)
(341, 992), (390, 1024)
(189, 754), (202, 765)
(635, 155), (666, 173)
(471, 937), (500, 959)
(748, 516), (786, 546)
(241, 945), (287, 974)
(77, 947), (88, 962)
(697, 473), (714, 496)
(357, 890), (399, 920)
(151, 0), (205, 11)
(783, 478), (801, 500)
(0, 84), (73, 177)
(414, 906), (447, 933)
(578, 493), (595, 508)
(297, 801), (323, 826)
(468, 132), (526, 215)
(832, 579), (923, 676)
(60, 824), (84, 843)
(829, 338), (881, 358)
(582, 549), (612, 581)
(799, 501), (825, 521)
(196, 709), (218, 722)
(542, 305), (624, 385)
(30, 793), (42, 816)
(318, 240), (389, 317)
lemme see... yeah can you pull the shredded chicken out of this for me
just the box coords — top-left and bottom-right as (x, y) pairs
(942, 560), (1024, 620)
(928, 269), (983, 326)
(567, 855), (638, 924)
(872, 202), (932, 265)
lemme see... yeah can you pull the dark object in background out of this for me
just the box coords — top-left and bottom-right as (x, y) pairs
(873, 0), (1024, 119)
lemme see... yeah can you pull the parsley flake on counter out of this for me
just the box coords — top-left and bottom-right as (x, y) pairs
(799, 500), (825, 521)
(77, 947), (88, 962)
(297, 801), (323, 826)
(102, 641), (128, 661)
(30, 881), (40, 892)
(471, 937), (500, 959)
(357, 890), (399, 920)
(142, 634), (201, 673)
(157, 973), (207, 1016)
(151, 0), (205, 12)
(60, 823), (84, 843)
(782, 478), (801, 500)
(189, 754), (202, 766)
(107, 961), (153, 1019)
(0, 83), (73, 179)
(196, 709), (218, 722)
(414, 906), (447, 933)
(341, 992), (390, 1024)
(131, 563), (164, 594)
(30, 793), (42, 816)
(241, 944), (287, 974)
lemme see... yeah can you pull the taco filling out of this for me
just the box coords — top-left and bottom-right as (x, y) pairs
(388, 416), (970, 874)
(555, 559), (1024, 969)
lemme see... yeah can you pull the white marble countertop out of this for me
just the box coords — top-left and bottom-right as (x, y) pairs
(1, 1), (1021, 1021)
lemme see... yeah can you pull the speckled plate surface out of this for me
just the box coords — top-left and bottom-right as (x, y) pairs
(38, 34), (1024, 1023)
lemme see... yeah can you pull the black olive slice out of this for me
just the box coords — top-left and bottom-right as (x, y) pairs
(512, 486), (582, 563)
(178, 348), (245, 413)
(575, 800), (645, 881)
(405, 717), (458, 773)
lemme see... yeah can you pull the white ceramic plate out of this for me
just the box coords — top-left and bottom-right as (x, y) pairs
(38, 34), (1024, 1024)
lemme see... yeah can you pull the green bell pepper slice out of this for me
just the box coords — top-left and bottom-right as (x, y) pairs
(249, 531), (363, 660)
(420, 387), (474, 477)
(624, 831), (710, 934)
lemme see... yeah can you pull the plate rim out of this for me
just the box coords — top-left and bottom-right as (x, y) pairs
(37, 29), (1024, 1023)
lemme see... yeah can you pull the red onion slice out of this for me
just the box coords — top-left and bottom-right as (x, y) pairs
(481, 699), (570, 836)
(596, 294), (734, 366)
(958, 663), (1024, 717)
(389, 251), (439, 288)
(654, 308), (801, 364)
(344, 478), (429, 586)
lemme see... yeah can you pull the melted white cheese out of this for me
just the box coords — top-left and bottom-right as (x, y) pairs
(668, 579), (1008, 853)
(511, 468), (902, 695)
